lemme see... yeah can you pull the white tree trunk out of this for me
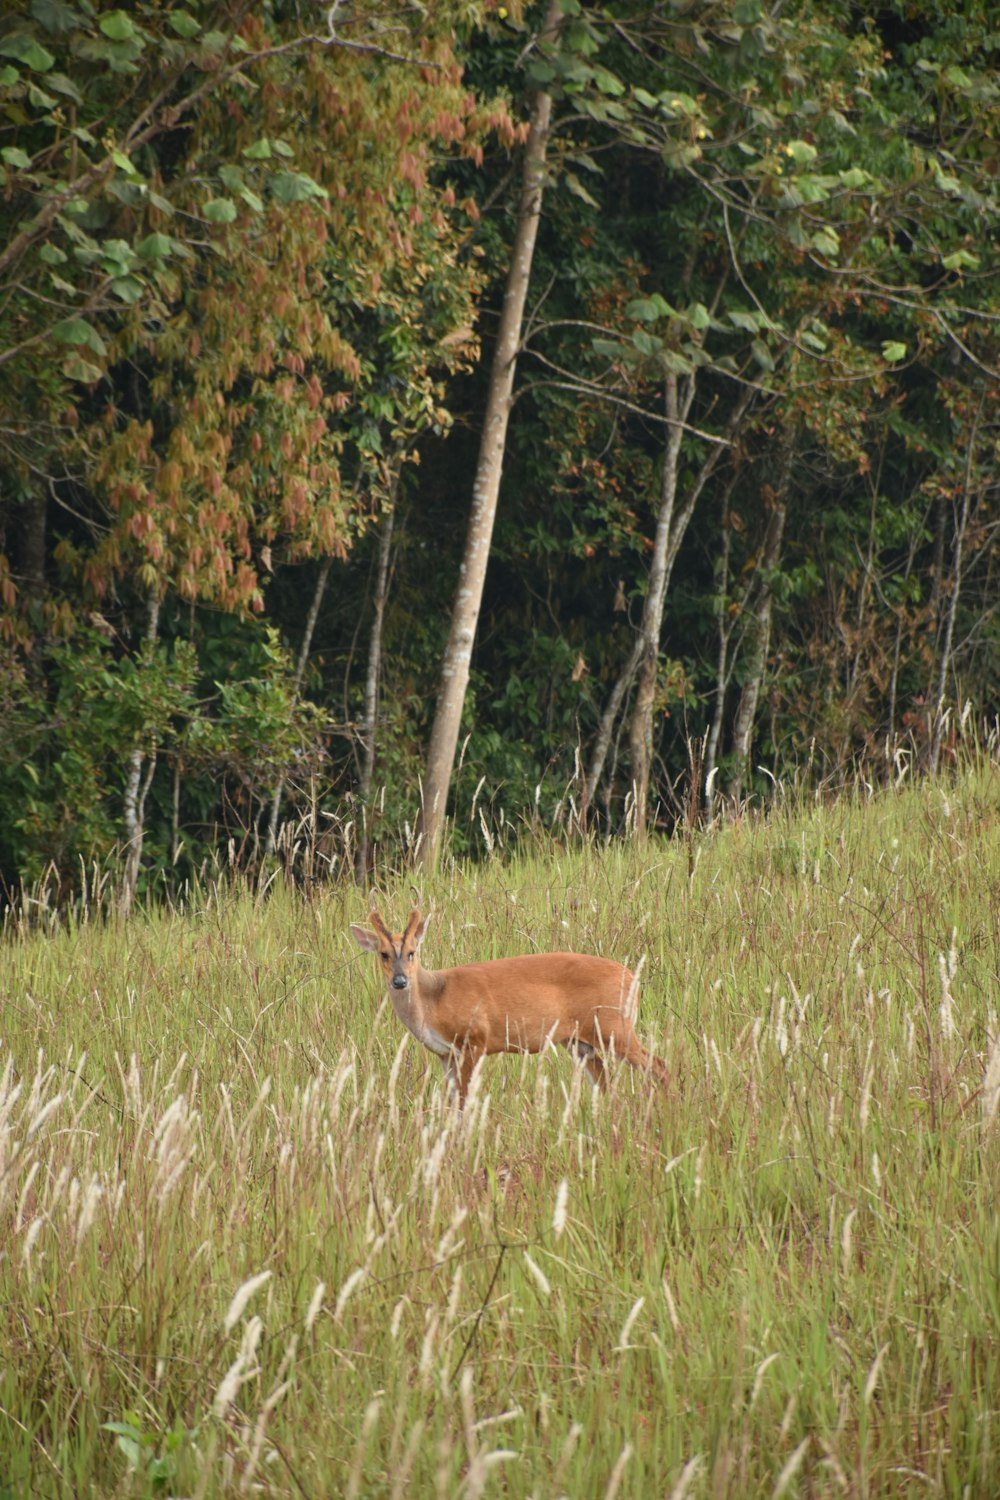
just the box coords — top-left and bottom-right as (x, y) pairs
(121, 591), (161, 914)
(265, 554), (333, 855)
(417, 0), (563, 867)
(355, 496), (397, 882)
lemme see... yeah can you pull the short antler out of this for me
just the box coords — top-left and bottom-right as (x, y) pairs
(369, 910), (392, 941)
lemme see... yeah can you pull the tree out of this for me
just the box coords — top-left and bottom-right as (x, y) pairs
(417, 0), (563, 868)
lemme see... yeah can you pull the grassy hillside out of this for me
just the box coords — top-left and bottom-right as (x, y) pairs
(2, 769), (999, 1497)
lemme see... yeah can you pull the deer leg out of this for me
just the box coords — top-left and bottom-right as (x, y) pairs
(445, 1046), (483, 1108)
(564, 1037), (608, 1089)
(616, 1024), (671, 1090)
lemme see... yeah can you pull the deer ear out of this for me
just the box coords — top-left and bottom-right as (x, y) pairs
(350, 924), (379, 953)
(413, 909), (431, 947)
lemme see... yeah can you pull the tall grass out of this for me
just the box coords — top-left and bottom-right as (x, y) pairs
(1, 766), (999, 1496)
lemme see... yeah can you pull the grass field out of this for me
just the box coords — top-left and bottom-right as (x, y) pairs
(2, 768), (999, 1497)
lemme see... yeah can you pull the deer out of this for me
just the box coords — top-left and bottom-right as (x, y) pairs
(350, 907), (671, 1107)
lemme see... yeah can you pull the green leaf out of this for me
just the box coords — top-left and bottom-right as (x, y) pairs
(167, 10), (201, 38)
(62, 352), (104, 382)
(0, 34), (56, 70)
(111, 149), (139, 177)
(110, 274), (144, 303)
(2, 146), (32, 169)
(733, 0), (762, 23)
(881, 341), (906, 363)
(751, 337), (774, 371)
(39, 242), (66, 264)
(631, 329), (663, 356)
(203, 197), (237, 222)
(243, 138), (273, 160)
(270, 170), (327, 204)
(941, 249), (979, 271)
(136, 232), (174, 260)
(99, 10), (135, 40)
(785, 139), (818, 165)
(627, 296), (670, 323)
(52, 317), (107, 356)
(30, 0), (81, 32)
(810, 226), (840, 258)
(563, 171), (598, 207)
(28, 81), (58, 108)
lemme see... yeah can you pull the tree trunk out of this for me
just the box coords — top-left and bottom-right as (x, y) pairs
(121, 591), (161, 914)
(586, 386), (752, 821)
(703, 474), (740, 814)
(355, 495), (397, 883)
(627, 377), (686, 839)
(728, 443), (793, 802)
(265, 554), (333, 855)
(417, 0), (564, 869)
(930, 399), (980, 775)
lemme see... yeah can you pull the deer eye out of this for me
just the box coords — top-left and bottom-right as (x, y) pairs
(407, 951), (415, 960)
(380, 950), (390, 960)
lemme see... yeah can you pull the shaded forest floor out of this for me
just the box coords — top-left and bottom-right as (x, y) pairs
(2, 766), (999, 1497)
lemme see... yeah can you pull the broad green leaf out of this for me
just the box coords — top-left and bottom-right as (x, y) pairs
(838, 166), (870, 189)
(272, 139), (295, 158)
(111, 149), (139, 177)
(243, 139), (273, 160)
(811, 226), (840, 258)
(751, 338), (774, 371)
(62, 352), (104, 382)
(99, 10), (135, 41)
(28, 81), (58, 109)
(53, 317), (107, 356)
(270, 170), (327, 204)
(733, 0), (762, 22)
(941, 249), (979, 271)
(136, 231), (174, 260)
(30, 0), (81, 31)
(881, 340), (906, 363)
(167, 10), (200, 38)
(728, 309), (763, 333)
(564, 172), (598, 207)
(110, 274), (144, 303)
(785, 140), (818, 165)
(203, 197), (237, 223)
(631, 329), (663, 356)
(0, 34), (56, 70)
(39, 242), (66, 264)
(2, 146), (32, 169)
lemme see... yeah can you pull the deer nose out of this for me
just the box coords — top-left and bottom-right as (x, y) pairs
(392, 974), (408, 990)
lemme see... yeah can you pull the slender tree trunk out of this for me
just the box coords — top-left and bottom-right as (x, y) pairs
(728, 443), (793, 802)
(417, 0), (564, 869)
(627, 377), (685, 839)
(121, 591), (161, 914)
(355, 495), (397, 883)
(265, 554), (333, 855)
(587, 386), (752, 817)
(704, 474), (740, 813)
(930, 401), (980, 774)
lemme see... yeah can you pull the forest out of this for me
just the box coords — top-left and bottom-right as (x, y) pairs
(2, 0), (998, 902)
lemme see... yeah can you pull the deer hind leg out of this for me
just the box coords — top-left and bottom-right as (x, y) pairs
(607, 1019), (671, 1091)
(564, 1037), (607, 1089)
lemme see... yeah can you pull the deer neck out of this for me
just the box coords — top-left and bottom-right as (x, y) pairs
(387, 963), (449, 1056)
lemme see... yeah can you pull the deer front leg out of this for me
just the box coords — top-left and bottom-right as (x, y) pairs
(444, 1045), (483, 1108)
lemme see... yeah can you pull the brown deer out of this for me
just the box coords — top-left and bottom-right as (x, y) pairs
(351, 908), (670, 1106)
